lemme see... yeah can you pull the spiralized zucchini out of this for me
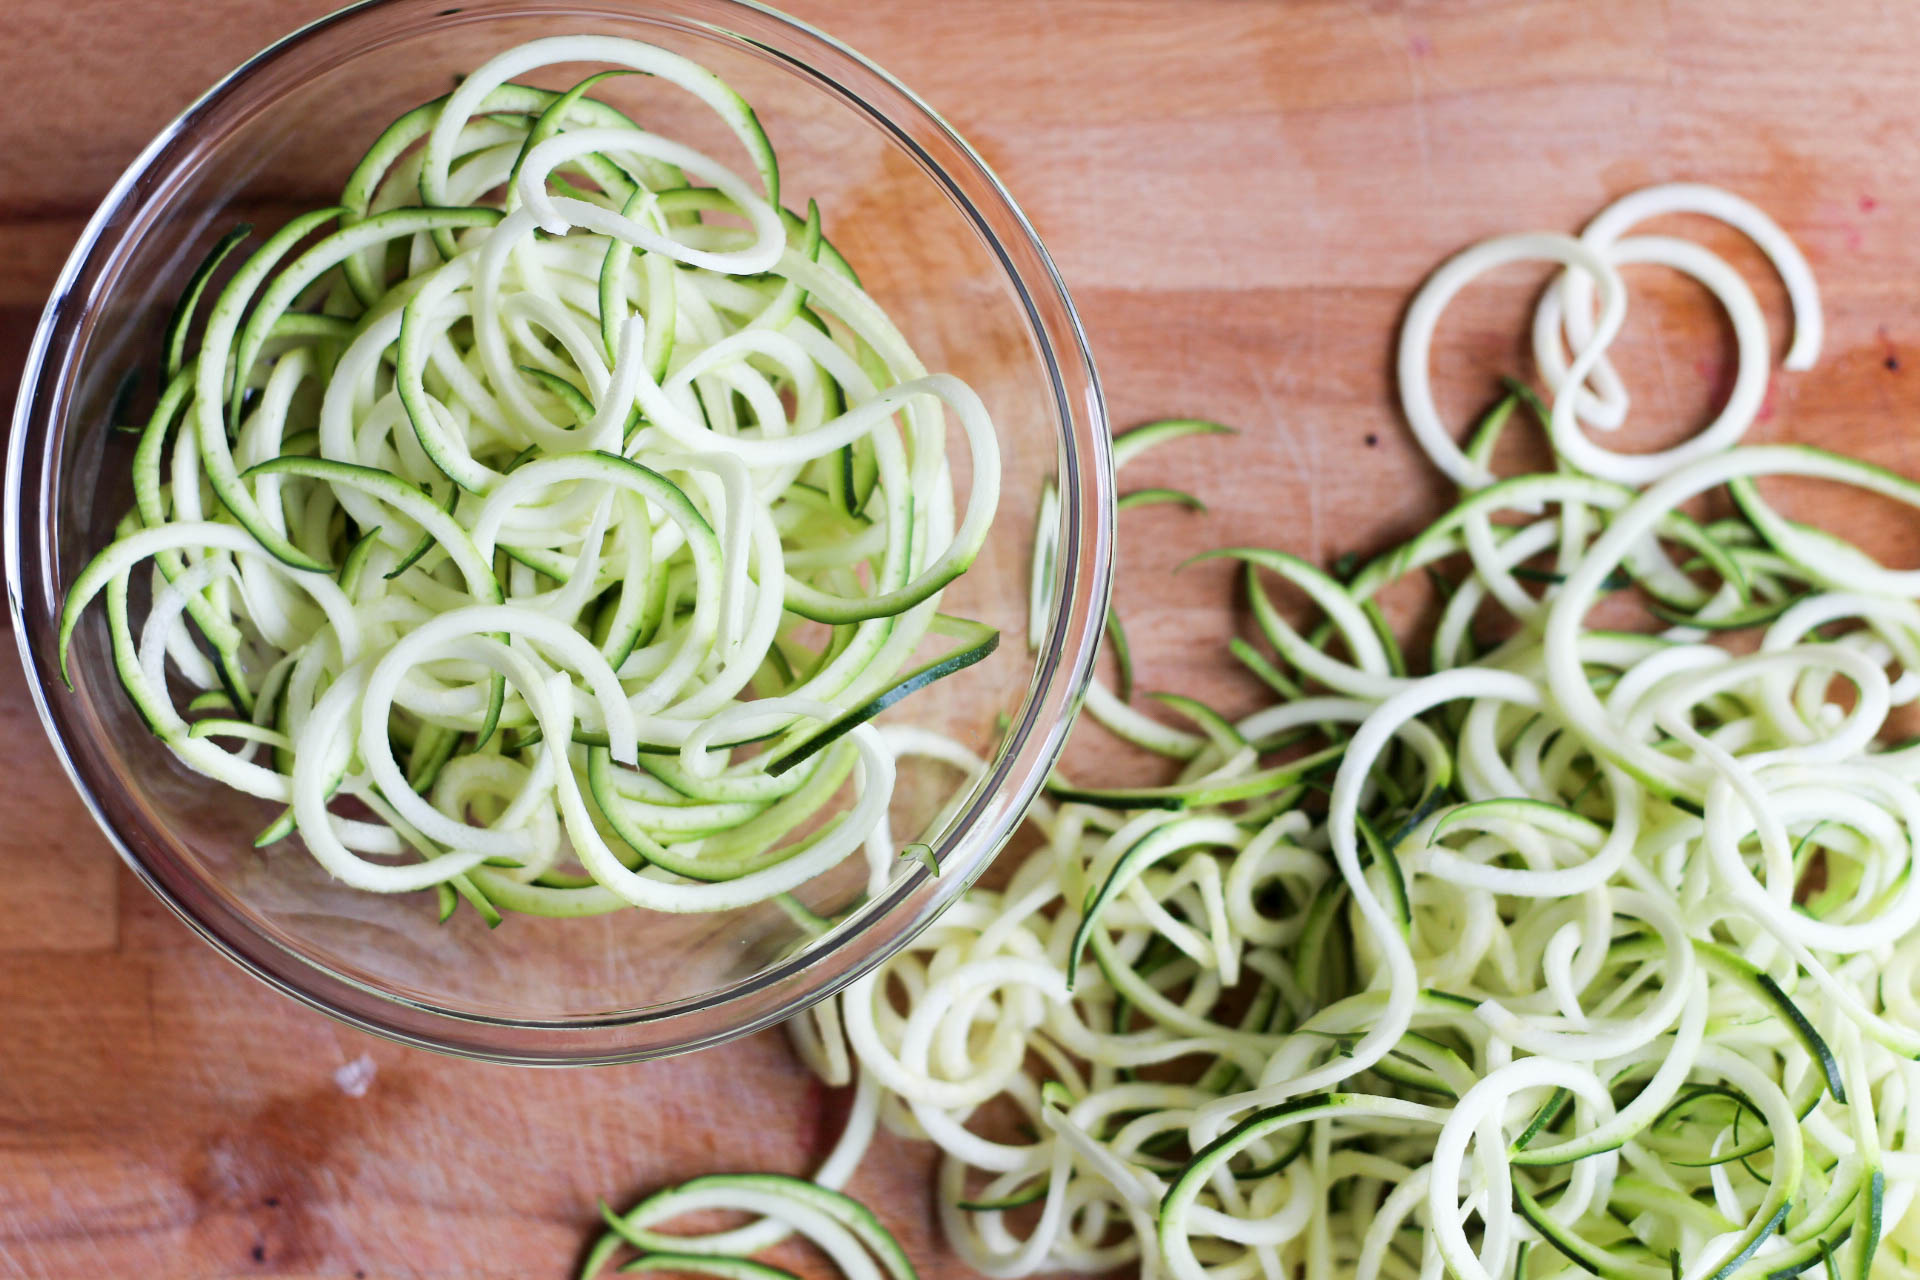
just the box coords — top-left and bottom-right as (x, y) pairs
(729, 185), (1920, 1280)
(60, 36), (1002, 922)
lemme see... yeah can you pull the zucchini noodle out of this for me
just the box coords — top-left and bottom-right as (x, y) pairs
(589, 185), (1920, 1280)
(60, 36), (1003, 922)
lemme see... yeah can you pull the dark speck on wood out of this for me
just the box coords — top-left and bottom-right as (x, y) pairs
(1364, 433), (1380, 447)
(1887, 356), (1901, 372)
(251, 1244), (266, 1263)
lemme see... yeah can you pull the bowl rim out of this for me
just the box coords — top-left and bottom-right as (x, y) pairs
(5, 0), (1113, 1062)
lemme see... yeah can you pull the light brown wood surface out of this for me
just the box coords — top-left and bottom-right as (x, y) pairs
(7, 1), (1920, 1276)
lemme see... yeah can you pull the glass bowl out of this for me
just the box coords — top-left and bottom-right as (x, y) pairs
(5, 0), (1111, 1063)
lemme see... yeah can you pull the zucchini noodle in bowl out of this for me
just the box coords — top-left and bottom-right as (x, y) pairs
(7, 0), (1111, 1063)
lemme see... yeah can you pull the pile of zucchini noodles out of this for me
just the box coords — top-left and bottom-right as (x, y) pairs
(593, 185), (1920, 1280)
(60, 36), (1002, 923)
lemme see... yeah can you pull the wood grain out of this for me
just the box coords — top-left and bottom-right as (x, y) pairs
(7, 1), (1920, 1275)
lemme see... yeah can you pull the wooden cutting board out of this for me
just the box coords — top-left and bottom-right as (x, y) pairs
(7, 1), (1920, 1274)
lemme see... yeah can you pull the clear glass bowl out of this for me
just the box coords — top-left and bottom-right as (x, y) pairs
(6, 0), (1111, 1063)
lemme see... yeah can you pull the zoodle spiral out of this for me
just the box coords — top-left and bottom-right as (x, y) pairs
(594, 186), (1920, 1280)
(60, 36), (1002, 924)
